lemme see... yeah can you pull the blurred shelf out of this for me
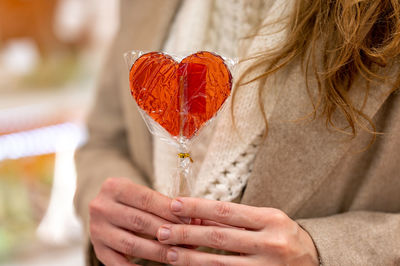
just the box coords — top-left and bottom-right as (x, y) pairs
(0, 80), (94, 135)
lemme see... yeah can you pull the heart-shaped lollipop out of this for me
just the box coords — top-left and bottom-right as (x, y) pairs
(129, 51), (232, 139)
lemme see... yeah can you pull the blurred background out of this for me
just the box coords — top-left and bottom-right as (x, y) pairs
(0, 0), (120, 265)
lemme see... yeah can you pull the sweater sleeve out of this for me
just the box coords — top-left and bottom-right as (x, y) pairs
(73, 35), (150, 237)
(73, 35), (154, 266)
(297, 211), (400, 265)
(73, 1), (181, 264)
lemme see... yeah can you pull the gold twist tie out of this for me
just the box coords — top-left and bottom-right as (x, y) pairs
(178, 152), (194, 163)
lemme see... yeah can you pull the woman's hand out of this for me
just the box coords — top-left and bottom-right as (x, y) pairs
(157, 197), (319, 266)
(89, 177), (187, 265)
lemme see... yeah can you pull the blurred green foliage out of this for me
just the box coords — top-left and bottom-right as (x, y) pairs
(0, 154), (54, 261)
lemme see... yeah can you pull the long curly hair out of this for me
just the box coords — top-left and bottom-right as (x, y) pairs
(234, 0), (400, 140)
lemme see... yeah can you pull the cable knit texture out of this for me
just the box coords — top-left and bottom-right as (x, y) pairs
(154, 0), (293, 200)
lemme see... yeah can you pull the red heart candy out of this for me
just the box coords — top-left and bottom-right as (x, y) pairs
(129, 51), (232, 139)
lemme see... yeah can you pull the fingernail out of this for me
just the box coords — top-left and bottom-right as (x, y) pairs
(158, 227), (170, 241)
(171, 199), (182, 212)
(167, 249), (178, 262)
(179, 217), (191, 224)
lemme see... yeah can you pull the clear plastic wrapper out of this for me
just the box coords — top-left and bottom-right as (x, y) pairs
(124, 50), (236, 197)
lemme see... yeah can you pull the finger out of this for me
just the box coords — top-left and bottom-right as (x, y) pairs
(157, 224), (259, 254)
(103, 178), (186, 224)
(93, 243), (135, 266)
(170, 197), (272, 229)
(95, 223), (170, 264)
(106, 202), (170, 237)
(165, 247), (251, 266)
(190, 218), (244, 229)
(191, 218), (202, 225)
(200, 219), (245, 229)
